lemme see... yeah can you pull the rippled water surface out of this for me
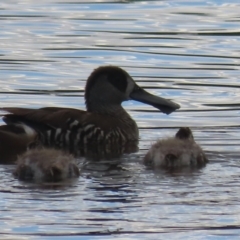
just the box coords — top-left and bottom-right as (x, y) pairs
(1, 0), (240, 239)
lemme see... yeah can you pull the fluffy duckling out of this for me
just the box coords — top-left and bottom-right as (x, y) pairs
(144, 127), (208, 168)
(14, 148), (80, 181)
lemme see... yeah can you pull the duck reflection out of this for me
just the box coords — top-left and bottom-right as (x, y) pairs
(68, 140), (139, 161)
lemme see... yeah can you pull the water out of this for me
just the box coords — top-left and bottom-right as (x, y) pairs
(1, 0), (240, 239)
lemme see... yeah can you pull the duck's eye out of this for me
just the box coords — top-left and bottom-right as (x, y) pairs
(108, 72), (127, 93)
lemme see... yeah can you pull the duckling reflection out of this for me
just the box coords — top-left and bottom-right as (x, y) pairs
(144, 127), (208, 168)
(14, 148), (80, 182)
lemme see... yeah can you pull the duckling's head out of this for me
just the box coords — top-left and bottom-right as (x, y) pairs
(85, 66), (180, 114)
(144, 127), (208, 168)
(14, 148), (80, 182)
(175, 127), (193, 140)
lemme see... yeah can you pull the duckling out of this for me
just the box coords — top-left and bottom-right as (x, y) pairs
(144, 127), (208, 168)
(14, 148), (80, 182)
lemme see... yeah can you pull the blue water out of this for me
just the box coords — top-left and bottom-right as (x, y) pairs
(1, 0), (240, 239)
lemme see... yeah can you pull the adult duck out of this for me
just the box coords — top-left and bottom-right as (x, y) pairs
(0, 66), (180, 162)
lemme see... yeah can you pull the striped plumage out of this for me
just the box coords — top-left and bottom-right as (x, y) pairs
(40, 111), (138, 146)
(0, 66), (180, 163)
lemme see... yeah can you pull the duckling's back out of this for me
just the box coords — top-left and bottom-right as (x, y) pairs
(14, 148), (80, 181)
(144, 128), (208, 168)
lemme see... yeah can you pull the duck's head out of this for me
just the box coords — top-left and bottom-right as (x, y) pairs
(85, 66), (180, 114)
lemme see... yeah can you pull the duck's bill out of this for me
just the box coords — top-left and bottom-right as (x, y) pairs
(130, 86), (180, 114)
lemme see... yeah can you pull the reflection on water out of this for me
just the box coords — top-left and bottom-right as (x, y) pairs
(73, 141), (139, 160)
(1, 0), (240, 239)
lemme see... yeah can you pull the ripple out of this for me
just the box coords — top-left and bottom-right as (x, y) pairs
(1, 0), (240, 239)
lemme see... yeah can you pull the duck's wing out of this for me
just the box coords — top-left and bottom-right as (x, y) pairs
(0, 107), (88, 163)
(1, 107), (95, 129)
(1, 107), (135, 133)
(0, 124), (38, 163)
(1, 107), (87, 128)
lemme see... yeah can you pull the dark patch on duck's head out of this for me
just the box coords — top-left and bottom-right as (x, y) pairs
(175, 127), (193, 140)
(85, 66), (128, 102)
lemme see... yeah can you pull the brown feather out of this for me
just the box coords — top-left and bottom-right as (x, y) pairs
(0, 127), (37, 163)
(2, 107), (136, 133)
